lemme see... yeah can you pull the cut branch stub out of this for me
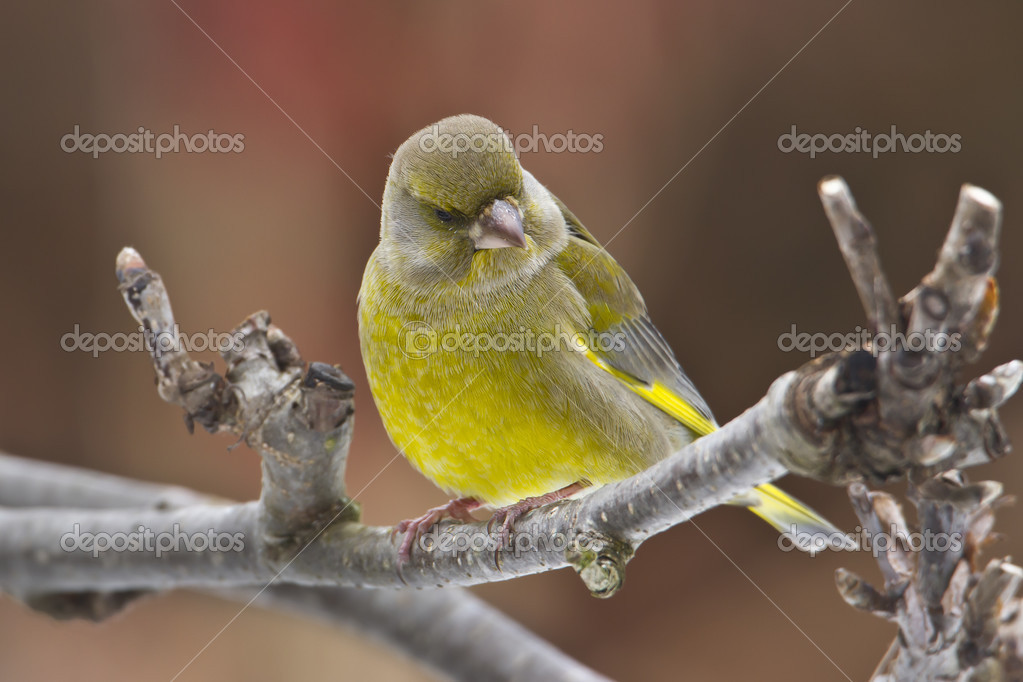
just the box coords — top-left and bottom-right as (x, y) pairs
(819, 176), (898, 334)
(788, 179), (1015, 487)
(113, 247), (358, 549)
(116, 248), (229, 433)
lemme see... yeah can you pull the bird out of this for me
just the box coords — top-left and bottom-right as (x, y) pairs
(358, 114), (841, 560)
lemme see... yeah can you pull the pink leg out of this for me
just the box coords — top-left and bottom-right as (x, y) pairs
(394, 497), (481, 562)
(489, 481), (587, 546)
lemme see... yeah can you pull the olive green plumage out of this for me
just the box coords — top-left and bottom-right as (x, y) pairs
(359, 114), (840, 542)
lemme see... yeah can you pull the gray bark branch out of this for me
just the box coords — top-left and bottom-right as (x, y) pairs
(0, 452), (607, 682)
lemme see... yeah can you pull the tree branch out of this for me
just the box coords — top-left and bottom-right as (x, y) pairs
(0, 452), (609, 682)
(1, 180), (1020, 600)
(1, 178), (1020, 681)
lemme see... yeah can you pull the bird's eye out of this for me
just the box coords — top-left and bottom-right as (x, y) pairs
(434, 209), (454, 223)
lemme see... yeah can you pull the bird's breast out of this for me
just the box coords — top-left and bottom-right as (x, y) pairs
(358, 264), (674, 505)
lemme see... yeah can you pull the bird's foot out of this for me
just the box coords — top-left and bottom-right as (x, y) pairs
(488, 481), (587, 548)
(394, 497), (481, 563)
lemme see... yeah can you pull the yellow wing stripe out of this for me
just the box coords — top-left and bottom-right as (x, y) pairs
(583, 348), (838, 539)
(583, 349), (715, 436)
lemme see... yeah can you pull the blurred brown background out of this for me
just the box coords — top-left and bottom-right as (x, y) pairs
(2, 2), (1021, 680)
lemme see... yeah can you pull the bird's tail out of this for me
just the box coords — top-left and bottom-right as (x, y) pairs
(730, 483), (853, 553)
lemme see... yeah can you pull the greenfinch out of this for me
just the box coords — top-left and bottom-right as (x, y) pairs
(358, 114), (840, 559)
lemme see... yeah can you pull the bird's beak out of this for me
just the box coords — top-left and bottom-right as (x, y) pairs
(470, 199), (527, 250)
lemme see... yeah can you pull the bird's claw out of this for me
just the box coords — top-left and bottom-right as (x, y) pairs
(487, 482), (587, 550)
(488, 502), (531, 549)
(393, 497), (481, 564)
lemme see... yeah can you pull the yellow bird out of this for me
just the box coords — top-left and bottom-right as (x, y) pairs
(358, 114), (840, 559)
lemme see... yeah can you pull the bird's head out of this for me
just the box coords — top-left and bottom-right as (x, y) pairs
(378, 114), (567, 290)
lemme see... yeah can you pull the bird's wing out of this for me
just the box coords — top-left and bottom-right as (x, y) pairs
(550, 193), (846, 546)
(550, 192), (716, 435)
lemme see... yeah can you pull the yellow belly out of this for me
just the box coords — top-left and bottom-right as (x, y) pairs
(358, 261), (674, 505)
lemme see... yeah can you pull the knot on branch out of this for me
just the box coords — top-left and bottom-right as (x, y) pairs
(566, 531), (634, 599)
(24, 589), (153, 622)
